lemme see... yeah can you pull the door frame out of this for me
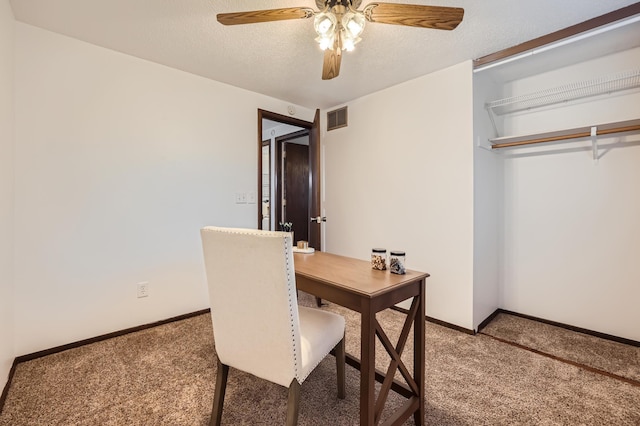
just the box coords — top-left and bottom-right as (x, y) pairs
(257, 109), (322, 249)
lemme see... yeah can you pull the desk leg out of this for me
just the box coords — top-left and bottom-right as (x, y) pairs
(361, 302), (376, 426)
(413, 280), (426, 426)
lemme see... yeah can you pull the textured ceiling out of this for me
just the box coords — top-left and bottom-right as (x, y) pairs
(9, 0), (640, 109)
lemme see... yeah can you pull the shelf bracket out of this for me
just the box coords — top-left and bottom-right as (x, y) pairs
(487, 107), (500, 137)
(476, 136), (495, 152)
(591, 126), (598, 164)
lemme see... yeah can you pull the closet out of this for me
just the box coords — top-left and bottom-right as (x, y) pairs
(472, 13), (640, 341)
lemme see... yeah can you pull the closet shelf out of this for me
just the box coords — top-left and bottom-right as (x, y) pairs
(489, 118), (640, 149)
(485, 69), (640, 116)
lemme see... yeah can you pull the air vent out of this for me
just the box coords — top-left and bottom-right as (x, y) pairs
(327, 107), (348, 131)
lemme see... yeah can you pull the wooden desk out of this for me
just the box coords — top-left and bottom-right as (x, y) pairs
(294, 251), (430, 426)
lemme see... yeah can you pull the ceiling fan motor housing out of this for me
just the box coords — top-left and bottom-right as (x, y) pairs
(317, 0), (362, 9)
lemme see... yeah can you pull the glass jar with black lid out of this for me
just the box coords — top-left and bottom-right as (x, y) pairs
(371, 248), (387, 270)
(389, 251), (406, 274)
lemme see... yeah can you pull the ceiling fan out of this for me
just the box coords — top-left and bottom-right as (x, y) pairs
(217, 0), (464, 80)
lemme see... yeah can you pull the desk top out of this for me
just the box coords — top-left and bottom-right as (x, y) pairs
(294, 251), (429, 299)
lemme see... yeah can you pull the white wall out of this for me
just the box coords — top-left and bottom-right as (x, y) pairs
(323, 61), (476, 330)
(13, 23), (314, 356)
(0, 0), (15, 389)
(498, 47), (640, 341)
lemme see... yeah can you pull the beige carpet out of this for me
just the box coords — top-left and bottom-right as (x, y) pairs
(480, 312), (640, 384)
(1, 294), (639, 425)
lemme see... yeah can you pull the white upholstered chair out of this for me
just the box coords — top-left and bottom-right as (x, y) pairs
(200, 226), (346, 426)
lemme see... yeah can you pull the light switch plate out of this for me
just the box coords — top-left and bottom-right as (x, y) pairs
(235, 192), (247, 204)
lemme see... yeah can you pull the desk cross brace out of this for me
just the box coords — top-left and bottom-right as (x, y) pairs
(374, 297), (421, 425)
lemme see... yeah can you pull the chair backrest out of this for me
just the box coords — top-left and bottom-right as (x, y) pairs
(200, 226), (301, 387)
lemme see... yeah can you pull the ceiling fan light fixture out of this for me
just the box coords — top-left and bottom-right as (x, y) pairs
(340, 31), (361, 52)
(342, 37), (355, 52)
(316, 34), (335, 50)
(342, 10), (366, 38)
(314, 12), (337, 37)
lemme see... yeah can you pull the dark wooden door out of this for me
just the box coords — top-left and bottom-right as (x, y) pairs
(283, 142), (309, 243)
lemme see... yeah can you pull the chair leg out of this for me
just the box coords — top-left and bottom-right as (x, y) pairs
(336, 337), (346, 399)
(210, 360), (229, 426)
(285, 379), (301, 426)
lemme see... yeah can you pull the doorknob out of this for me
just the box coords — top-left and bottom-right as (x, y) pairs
(310, 216), (326, 224)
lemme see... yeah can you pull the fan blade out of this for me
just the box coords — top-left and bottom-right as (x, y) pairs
(217, 7), (314, 25)
(322, 46), (342, 80)
(363, 3), (464, 30)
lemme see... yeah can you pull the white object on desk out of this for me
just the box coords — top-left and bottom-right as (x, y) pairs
(292, 247), (315, 254)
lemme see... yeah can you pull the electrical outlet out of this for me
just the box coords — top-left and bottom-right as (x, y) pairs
(137, 282), (149, 298)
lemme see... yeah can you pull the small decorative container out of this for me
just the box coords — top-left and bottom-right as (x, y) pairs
(389, 251), (406, 275)
(371, 248), (387, 270)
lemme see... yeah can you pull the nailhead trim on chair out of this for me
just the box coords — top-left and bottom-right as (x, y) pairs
(284, 234), (337, 384)
(283, 233), (301, 381)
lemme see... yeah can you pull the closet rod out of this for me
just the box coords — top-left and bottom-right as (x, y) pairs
(492, 123), (640, 149)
